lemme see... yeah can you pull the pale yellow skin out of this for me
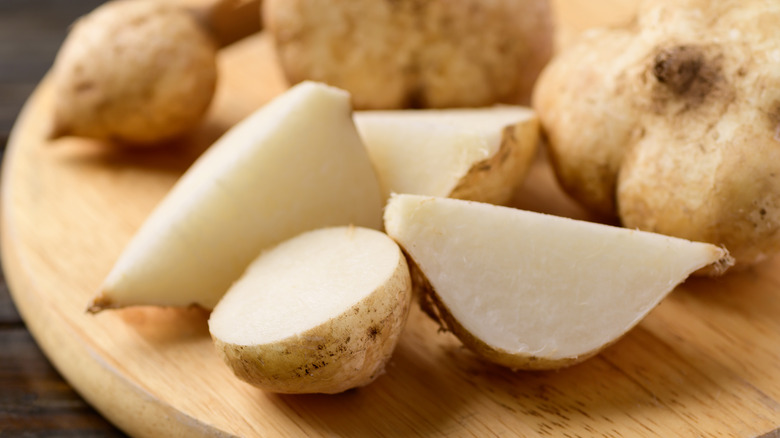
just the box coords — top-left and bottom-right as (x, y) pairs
(213, 253), (412, 394)
(450, 118), (540, 206)
(533, 0), (780, 269)
(264, 0), (553, 109)
(50, 0), (218, 145)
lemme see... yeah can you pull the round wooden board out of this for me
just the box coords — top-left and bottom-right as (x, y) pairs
(3, 7), (780, 438)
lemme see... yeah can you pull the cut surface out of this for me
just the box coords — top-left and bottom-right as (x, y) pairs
(384, 194), (731, 367)
(354, 107), (538, 203)
(210, 226), (402, 345)
(92, 81), (383, 310)
(209, 226), (413, 394)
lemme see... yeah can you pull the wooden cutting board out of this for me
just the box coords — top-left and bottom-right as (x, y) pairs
(3, 2), (780, 437)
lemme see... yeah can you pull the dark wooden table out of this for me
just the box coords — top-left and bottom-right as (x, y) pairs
(1, 1), (125, 436)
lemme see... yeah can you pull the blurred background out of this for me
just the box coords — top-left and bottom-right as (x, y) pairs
(1, 1), (104, 136)
(0, 1), (125, 436)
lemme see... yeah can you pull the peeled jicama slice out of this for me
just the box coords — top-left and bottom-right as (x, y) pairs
(383, 194), (732, 370)
(209, 226), (412, 394)
(90, 81), (383, 311)
(354, 106), (539, 205)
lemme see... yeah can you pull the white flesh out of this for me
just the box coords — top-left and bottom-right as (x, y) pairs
(94, 82), (383, 310)
(210, 226), (402, 345)
(354, 107), (536, 200)
(384, 194), (729, 361)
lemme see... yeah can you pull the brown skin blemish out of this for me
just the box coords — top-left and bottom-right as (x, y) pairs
(651, 45), (721, 107)
(74, 80), (96, 93)
(653, 45), (705, 94)
(310, 360), (327, 370)
(367, 325), (381, 340)
(405, 84), (426, 109)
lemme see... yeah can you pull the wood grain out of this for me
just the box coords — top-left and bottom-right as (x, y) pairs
(3, 1), (780, 437)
